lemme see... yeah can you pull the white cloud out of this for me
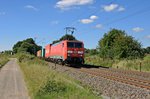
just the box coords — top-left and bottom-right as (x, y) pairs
(80, 15), (98, 24)
(90, 15), (98, 20)
(132, 27), (144, 32)
(103, 4), (118, 12)
(80, 19), (93, 24)
(55, 0), (93, 10)
(0, 12), (6, 15)
(102, 4), (125, 12)
(25, 5), (38, 11)
(95, 24), (103, 29)
(118, 6), (125, 12)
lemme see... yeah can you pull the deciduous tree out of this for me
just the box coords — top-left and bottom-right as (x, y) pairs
(98, 29), (144, 59)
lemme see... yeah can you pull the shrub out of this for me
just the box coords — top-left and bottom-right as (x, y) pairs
(16, 53), (35, 62)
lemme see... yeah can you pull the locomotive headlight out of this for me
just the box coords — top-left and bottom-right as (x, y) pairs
(78, 51), (84, 54)
(67, 51), (73, 53)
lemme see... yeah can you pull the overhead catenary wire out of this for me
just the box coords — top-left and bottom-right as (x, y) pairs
(36, 38), (45, 44)
(94, 0), (149, 27)
(74, 5), (150, 38)
(70, 0), (117, 27)
(76, 0), (150, 34)
(71, 0), (148, 28)
(104, 6), (150, 26)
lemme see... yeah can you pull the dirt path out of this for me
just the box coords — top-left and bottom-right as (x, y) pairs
(0, 58), (30, 99)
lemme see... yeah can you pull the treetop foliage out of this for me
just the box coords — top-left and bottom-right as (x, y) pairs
(85, 48), (98, 55)
(52, 34), (77, 44)
(13, 38), (41, 55)
(143, 47), (150, 54)
(98, 29), (144, 59)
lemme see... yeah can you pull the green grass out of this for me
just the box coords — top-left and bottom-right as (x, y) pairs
(18, 54), (101, 99)
(85, 54), (150, 72)
(85, 55), (114, 67)
(0, 54), (9, 68)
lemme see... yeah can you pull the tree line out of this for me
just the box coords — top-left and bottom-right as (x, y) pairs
(12, 29), (150, 59)
(12, 34), (76, 55)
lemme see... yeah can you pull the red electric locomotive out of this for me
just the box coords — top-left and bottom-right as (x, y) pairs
(45, 40), (84, 64)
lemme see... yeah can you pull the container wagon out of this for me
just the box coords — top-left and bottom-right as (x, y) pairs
(37, 49), (45, 58)
(37, 50), (42, 57)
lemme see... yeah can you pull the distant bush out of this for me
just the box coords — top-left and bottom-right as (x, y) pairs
(85, 55), (114, 67)
(16, 53), (35, 62)
(85, 54), (150, 72)
(16, 53), (48, 66)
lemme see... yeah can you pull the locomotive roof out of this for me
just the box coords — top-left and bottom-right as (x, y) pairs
(65, 40), (82, 42)
(51, 40), (83, 46)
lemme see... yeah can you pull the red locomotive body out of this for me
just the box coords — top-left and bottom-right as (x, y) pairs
(45, 44), (51, 58)
(45, 40), (84, 64)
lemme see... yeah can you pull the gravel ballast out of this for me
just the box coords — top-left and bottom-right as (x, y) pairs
(49, 63), (150, 99)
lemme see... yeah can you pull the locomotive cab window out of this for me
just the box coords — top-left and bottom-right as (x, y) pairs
(75, 43), (82, 48)
(67, 42), (82, 48)
(67, 42), (74, 48)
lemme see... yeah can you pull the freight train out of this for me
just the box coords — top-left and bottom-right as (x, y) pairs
(37, 40), (84, 65)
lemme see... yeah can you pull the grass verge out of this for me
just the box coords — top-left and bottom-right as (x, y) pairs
(17, 53), (101, 99)
(0, 54), (9, 68)
(85, 54), (150, 72)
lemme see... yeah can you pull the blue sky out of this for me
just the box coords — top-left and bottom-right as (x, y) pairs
(0, 0), (150, 51)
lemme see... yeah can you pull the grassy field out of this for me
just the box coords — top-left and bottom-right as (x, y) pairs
(85, 54), (150, 72)
(0, 54), (9, 68)
(17, 53), (101, 99)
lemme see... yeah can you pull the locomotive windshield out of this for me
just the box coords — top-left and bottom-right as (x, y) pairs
(67, 42), (82, 48)
(75, 43), (82, 48)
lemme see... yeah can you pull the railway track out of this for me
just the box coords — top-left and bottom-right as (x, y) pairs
(49, 62), (150, 98)
(104, 68), (150, 78)
(92, 68), (150, 82)
(49, 62), (150, 90)
(80, 68), (150, 90)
